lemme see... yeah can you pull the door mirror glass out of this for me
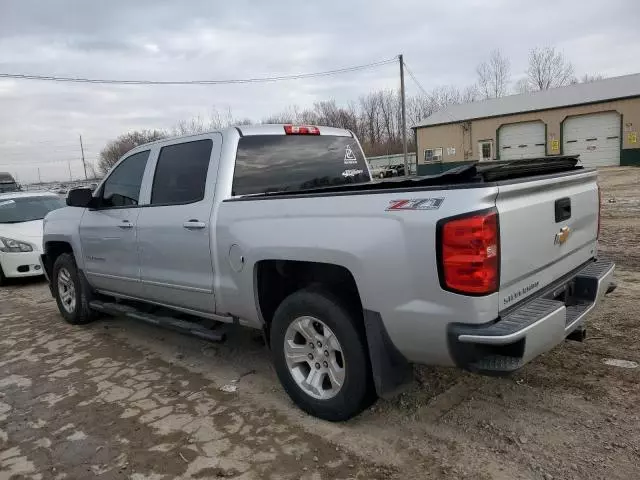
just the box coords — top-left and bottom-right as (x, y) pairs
(66, 188), (94, 208)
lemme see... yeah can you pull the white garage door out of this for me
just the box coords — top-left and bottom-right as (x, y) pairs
(498, 122), (546, 160)
(563, 112), (620, 167)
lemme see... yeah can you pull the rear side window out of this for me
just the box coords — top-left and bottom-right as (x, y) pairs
(232, 135), (370, 196)
(151, 139), (213, 205)
(101, 150), (150, 207)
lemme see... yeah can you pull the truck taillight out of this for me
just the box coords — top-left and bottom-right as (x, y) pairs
(597, 183), (602, 240)
(438, 209), (500, 295)
(284, 124), (320, 135)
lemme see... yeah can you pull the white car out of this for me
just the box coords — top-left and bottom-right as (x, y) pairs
(0, 192), (66, 284)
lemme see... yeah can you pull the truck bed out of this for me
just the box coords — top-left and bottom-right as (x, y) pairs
(230, 156), (582, 200)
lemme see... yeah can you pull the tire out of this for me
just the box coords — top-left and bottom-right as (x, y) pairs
(52, 253), (97, 325)
(270, 288), (375, 421)
(0, 262), (6, 286)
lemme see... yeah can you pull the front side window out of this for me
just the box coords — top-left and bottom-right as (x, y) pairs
(150, 140), (213, 205)
(233, 135), (370, 196)
(101, 150), (150, 208)
(0, 196), (65, 223)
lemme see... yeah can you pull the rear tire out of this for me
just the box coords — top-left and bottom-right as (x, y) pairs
(52, 253), (97, 325)
(270, 287), (375, 421)
(0, 263), (6, 286)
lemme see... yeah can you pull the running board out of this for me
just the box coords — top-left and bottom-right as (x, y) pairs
(89, 300), (227, 342)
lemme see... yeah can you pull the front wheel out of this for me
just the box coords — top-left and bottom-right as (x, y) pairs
(270, 288), (375, 421)
(52, 253), (97, 325)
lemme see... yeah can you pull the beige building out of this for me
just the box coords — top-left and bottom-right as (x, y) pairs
(413, 73), (640, 175)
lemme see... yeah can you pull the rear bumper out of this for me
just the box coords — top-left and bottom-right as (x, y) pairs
(448, 257), (615, 375)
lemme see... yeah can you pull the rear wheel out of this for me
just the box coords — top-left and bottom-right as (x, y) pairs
(52, 253), (97, 325)
(0, 263), (6, 286)
(271, 288), (374, 421)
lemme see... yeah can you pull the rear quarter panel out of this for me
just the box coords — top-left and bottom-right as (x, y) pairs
(214, 185), (500, 365)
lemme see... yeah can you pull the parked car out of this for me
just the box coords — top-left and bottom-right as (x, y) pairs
(0, 172), (20, 193)
(388, 164), (405, 176)
(0, 192), (66, 284)
(41, 125), (614, 421)
(370, 165), (394, 178)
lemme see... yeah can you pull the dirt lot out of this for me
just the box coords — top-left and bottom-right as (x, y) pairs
(1, 167), (639, 480)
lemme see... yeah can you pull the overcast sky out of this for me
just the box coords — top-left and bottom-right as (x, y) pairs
(1, 0), (639, 183)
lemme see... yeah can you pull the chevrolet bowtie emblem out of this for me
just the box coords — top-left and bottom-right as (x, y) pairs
(555, 226), (571, 245)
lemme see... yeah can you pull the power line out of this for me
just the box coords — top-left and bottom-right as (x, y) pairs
(0, 57), (398, 86)
(0, 158), (98, 167)
(402, 61), (430, 98)
(0, 147), (99, 152)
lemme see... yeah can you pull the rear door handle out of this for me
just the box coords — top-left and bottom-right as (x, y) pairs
(183, 220), (206, 230)
(118, 220), (133, 229)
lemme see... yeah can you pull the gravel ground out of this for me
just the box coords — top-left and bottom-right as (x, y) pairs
(1, 167), (639, 480)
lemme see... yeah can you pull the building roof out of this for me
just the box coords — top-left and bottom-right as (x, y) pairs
(414, 72), (640, 128)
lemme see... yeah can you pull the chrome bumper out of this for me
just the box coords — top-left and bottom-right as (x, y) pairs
(448, 257), (615, 374)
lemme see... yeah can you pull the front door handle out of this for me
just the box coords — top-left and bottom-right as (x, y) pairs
(183, 220), (206, 230)
(118, 220), (133, 229)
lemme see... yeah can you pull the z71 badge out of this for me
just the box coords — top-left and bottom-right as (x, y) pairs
(386, 198), (444, 211)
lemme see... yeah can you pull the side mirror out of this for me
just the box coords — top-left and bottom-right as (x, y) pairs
(66, 188), (95, 208)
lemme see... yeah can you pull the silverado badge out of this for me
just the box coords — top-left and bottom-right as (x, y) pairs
(554, 226), (571, 245)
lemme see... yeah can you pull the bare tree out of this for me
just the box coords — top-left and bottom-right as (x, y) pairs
(98, 129), (167, 174)
(476, 50), (511, 99)
(525, 47), (575, 91)
(86, 162), (99, 180)
(172, 116), (208, 136)
(172, 107), (250, 136)
(359, 93), (382, 151)
(461, 84), (480, 103)
(514, 77), (533, 94)
(575, 73), (605, 84)
(428, 85), (463, 109)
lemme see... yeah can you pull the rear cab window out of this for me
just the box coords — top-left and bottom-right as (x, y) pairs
(232, 135), (371, 196)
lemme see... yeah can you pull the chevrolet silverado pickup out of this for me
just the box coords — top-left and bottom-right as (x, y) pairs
(41, 124), (615, 421)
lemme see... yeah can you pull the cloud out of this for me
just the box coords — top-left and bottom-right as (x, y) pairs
(0, 0), (638, 182)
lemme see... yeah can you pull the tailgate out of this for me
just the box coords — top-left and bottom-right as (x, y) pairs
(496, 170), (599, 311)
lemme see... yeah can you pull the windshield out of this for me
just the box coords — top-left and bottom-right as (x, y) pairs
(0, 196), (66, 223)
(233, 135), (371, 196)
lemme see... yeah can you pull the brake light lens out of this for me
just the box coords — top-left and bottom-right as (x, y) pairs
(597, 183), (602, 240)
(284, 124), (320, 135)
(439, 210), (499, 295)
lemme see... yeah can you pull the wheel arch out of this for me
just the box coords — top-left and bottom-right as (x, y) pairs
(254, 259), (412, 397)
(42, 240), (74, 287)
(254, 260), (363, 335)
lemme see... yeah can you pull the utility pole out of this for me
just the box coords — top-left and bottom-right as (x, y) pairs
(37, 167), (41, 184)
(79, 134), (88, 180)
(67, 161), (72, 182)
(399, 54), (408, 176)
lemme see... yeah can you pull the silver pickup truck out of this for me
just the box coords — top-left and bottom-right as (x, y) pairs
(41, 124), (615, 421)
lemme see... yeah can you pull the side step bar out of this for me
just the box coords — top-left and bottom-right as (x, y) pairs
(89, 300), (227, 342)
